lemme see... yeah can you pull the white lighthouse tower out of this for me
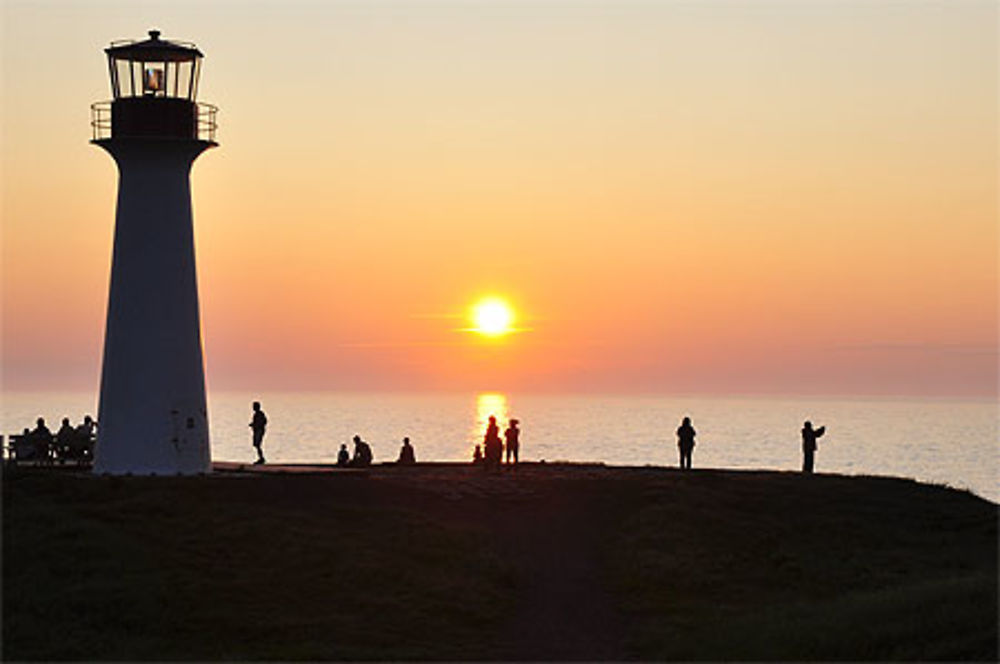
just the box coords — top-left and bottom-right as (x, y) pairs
(91, 30), (218, 474)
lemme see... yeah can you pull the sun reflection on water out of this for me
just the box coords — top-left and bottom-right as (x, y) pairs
(472, 393), (508, 451)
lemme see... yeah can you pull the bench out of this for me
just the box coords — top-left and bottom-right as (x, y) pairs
(5, 433), (95, 466)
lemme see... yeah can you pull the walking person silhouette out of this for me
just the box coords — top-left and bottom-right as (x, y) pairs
(801, 420), (826, 473)
(249, 401), (267, 465)
(676, 416), (696, 470)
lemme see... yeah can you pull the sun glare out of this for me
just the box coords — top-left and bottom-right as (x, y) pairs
(471, 298), (515, 337)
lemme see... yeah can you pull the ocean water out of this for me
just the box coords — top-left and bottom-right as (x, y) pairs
(3, 391), (997, 502)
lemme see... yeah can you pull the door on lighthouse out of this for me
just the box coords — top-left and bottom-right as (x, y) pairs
(170, 399), (209, 472)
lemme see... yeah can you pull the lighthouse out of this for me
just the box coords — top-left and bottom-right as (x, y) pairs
(91, 30), (218, 474)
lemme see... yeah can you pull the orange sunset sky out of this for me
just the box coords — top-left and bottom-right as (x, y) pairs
(1, 0), (997, 397)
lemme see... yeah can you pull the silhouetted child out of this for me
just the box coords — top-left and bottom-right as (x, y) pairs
(801, 420), (826, 473)
(676, 416), (696, 470)
(351, 435), (373, 467)
(504, 418), (521, 467)
(472, 444), (483, 465)
(337, 444), (350, 467)
(397, 437), (416, 465)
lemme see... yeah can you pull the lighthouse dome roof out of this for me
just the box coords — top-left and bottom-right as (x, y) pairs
(105, 29), (203, 62)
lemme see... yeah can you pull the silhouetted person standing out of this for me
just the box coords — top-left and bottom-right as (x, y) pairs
(351, 435), (373, 467)
(801, 420), (826, 473)
(472, 444), (483, 465)
(676, 416), (696, 470)
(337, 444), (350, 467)
(504, 419), (521, 467)
(397, 437), (416, 465)
(483, 415), (503, 471)
(249, 401), (267, 465)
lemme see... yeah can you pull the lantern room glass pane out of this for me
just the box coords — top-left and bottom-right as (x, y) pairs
(179, 61), (194, 100)
(114, 59), (133, 97)
(191, 58), (202, 100)
(108, 56), (120, 97)
(165, 61), (175, 97)
(132, 61), (144, 96)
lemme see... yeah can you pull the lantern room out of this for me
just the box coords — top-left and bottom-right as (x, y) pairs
(92, 29), (217, 143)
(107, 29), (203, 100)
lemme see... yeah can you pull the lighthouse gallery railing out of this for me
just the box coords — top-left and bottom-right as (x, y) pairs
(91, 101), (218, 142)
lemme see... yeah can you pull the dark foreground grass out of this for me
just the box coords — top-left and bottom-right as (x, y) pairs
(610, 470), (998, 660)
(3, 464), (997, 660)
(3, 470), (512, 660)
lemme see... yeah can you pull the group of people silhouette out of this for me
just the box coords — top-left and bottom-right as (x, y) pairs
(674, 416), (827, 473)
(247, 402), (519, 471)
(13, 415), (97, 463)
(245, 401), (828, 474)
(332, 435), (414, 467)
(249, 402), (402, 469)
(9, 402), (827, 476)
(473, 415), (520, 471)
(335, 435), (374, 467)
(334, 435), (413, 467)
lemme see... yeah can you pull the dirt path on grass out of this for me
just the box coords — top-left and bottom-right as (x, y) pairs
(487, 476), (628, 660)
(371, 465), (630, 659)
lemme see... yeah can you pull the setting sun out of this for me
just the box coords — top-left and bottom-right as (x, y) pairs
(470, 298), (515, 337)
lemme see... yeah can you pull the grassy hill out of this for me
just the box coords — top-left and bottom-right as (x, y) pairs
(3, 463), (996, 660)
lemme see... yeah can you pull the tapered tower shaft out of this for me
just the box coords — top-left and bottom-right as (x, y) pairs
(95, 140), (211, 474)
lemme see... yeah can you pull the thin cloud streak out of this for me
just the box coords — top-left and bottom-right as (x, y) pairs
(833, 344), (998, 356)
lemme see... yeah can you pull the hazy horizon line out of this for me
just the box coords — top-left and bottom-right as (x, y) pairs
(2, 386), (996, 404)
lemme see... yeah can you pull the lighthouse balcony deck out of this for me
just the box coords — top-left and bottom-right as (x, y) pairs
(91, 99), (217, 142)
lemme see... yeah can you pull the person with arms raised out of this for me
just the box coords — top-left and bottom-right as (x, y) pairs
(801, 420), (826, 473)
